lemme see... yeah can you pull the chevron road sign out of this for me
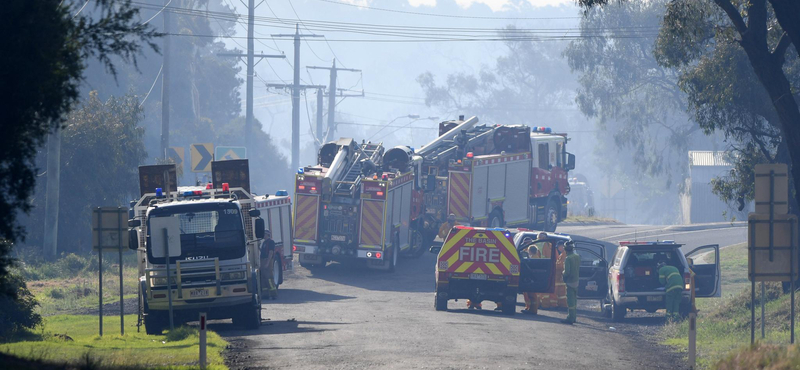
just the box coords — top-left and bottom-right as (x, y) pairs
(167, 147), (184, 169)
(190, 143), (214, 172)
(215, 146), (247, 161)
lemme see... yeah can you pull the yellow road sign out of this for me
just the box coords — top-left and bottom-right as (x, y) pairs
(167, 147), (184, 168)
(191, 143), (214, 172)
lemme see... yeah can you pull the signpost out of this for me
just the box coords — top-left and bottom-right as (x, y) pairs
(92, 207), (129, 336)
(150, 216), (181, 330)
(199, 312), (207, 369)
(748, 163), (797, 344)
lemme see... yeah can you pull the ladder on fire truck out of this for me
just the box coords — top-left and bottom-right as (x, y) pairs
(334, 142), (383, 196)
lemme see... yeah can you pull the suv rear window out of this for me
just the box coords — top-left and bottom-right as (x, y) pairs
(623, 249), (682, 292)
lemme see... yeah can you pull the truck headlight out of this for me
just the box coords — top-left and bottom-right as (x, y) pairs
(221, 271), (246, 281)
(152, 277), (175, 286)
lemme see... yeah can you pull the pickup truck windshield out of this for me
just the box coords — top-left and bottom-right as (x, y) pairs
(146, 203), (246, 264)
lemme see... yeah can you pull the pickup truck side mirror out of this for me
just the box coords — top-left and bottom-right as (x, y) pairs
(565, 153), (576, 171)
(429, 246), (441, 254)
(255, 218), (265, 239)
(128, 229), (139, 250)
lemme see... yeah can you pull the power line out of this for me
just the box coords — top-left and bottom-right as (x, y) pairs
(286, 0), (329, 64)
(312, 0), (583, 20)
(140, 64), (163, 107)
(141, 0), (172, 25)
(159, 32), (659, 43)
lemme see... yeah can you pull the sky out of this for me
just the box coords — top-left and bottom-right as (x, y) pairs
(218, 0), (582, 166)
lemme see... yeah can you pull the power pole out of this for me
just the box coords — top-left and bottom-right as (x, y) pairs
(272, 24), (322, 171)
(160, 0), (171, 159)
(308, 60), (362, 141)
(44, 130), (61, 260)
(219, 1), (285, 156)
(316, 88), (324, 150)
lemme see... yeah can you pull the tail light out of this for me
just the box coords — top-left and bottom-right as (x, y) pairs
(685, 273), (691, 290)
(292, 245), (297, 252)
(617, 272), (625, 293)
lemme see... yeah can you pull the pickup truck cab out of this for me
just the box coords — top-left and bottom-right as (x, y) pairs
(604, 241), (721, 321)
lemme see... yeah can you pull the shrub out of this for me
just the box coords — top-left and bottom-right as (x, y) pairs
(165, 326), (197, 342)
(0, 273), (42, 341)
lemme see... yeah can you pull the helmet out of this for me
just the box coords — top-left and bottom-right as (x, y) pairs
(656, 261), (667, 269)
(447, 213), (456, 222)
(264, 229), (272, 237)
(564, 240), (575, 250)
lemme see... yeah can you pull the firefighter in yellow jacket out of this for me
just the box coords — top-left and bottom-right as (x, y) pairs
(561, 241), (580, 324)
(657, 261), (684, 320)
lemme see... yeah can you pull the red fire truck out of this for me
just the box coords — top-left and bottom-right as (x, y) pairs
(410, 116), (575, 252)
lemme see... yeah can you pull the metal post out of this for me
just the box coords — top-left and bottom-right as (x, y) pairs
(792, 220), (796, 344)
(199, 312), (207, 369)
(119, 207), (124, 336)
(160, 0), (171, 160)
(688, 272), (696, 369)
(751, 279), (755, 344)
(245, 0), (254, 153)
(761, 281), (765, 339)
(326, 59), (337, 142)
(98, 207), (103, 337)
(316, 88), (324, 151)
(164, 228), (175, 330)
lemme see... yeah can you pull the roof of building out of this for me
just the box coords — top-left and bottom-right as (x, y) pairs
(689, 151), (732, 167)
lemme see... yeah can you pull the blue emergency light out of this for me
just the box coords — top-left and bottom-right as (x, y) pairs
(275, 190), (289, 196)
(155, 188), (163, 197)
(297, 168), (304, 174)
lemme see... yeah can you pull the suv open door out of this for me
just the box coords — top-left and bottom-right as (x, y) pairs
(518, 237), (560, 293)
(685, 244), (721, 298)
(574, 241), (608, 300)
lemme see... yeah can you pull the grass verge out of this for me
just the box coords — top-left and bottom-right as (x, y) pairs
(563, 215), (620, 224)
(662, 243), (800, 369)
(0, 315), (227, 369)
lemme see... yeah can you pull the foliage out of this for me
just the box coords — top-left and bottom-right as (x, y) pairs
(0, 273), (42, 341)
(0, 315), (228, 369)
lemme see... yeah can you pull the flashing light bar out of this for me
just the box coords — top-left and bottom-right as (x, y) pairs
(206, 183), (213, 190)
(222, 183), (230, 192)
(275, 190), (289, 196)
(297, 168), (304, 174)
(155, 188), (163, 197)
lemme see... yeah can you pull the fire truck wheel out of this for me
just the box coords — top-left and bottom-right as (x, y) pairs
(406, 229), (427, 259)
(501, 294), (516, 315)
(144, 311), (166, 335)
(233, 299), (261, 329)
(435, 293), (448, 311)
(544, 199), (559, 232)
(488, 210), (504, 228)
(388, 245), (397, 273)
(272, 259), (282, 289)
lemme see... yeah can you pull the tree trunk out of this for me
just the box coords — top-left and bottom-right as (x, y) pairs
(768, 0), (800, 53)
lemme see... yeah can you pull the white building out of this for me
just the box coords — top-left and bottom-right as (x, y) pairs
(681, 151), (750, 224)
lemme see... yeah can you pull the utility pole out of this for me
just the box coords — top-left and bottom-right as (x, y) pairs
(44, 130), (61, 260)
(316, 88), (324, 150)
(160, 0), (171, 160)
(272, 24), (322, 171)
(308, 60), (362, 142)
(219, 0), (285, 156)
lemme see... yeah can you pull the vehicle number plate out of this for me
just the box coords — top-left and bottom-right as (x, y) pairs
(331, 235), (346, 242)
(469, 273), (487, 280)
(190, 289), (209, 298)
(647, 296), (663, 302)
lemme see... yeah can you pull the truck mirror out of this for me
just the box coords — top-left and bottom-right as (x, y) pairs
(429, 246), (441, 254)
(249, 209), (261, 217)
(426, 174), (436, 192)
(128, 219), (141, 228)
(128, 229), (139, 250)
(255, 218), (265, 239)
(566, 153), (576, 171)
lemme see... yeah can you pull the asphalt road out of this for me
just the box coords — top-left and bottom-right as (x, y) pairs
(221, 223), (746, 370)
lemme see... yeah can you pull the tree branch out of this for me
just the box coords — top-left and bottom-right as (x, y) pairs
(713, 0), (748, 34)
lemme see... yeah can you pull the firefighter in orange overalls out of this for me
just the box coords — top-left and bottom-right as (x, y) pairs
(536, 232), (567, 309)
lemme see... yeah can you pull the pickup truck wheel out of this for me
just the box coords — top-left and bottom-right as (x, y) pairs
(545, 199), (559, 232)
(435, 293), (447, 311)
(611, 298), (626, 322)
(144, 311), (166, 335)
(233, 299), (261, 329)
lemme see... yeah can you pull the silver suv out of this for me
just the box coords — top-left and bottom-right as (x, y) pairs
(603, 242), (721, 321)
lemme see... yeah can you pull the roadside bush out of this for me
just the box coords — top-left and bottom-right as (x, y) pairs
(0, 273), (42, 341)
(715, 343), (800, 370)
(165, 326), (197, 342)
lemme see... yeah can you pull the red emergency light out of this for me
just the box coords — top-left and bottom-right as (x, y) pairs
(205, 183), (213, 190)
(466, 152), (474, 159)
(376, 191), (384, 196)
(298, 185), (305, 190)
(222, 183), (230, 192)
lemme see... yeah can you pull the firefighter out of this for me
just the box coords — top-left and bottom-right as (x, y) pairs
(260, 229), (278, 299)
(561, 240), (580, 324)
(535, 233), (558, 309)
(522, 238), (540, 315)
(657, 260), (684, 320)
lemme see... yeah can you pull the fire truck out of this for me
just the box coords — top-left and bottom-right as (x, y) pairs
(129, 160), (287, 334)
(292, 138), (416, 270)
(410, 116), (576, 250)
